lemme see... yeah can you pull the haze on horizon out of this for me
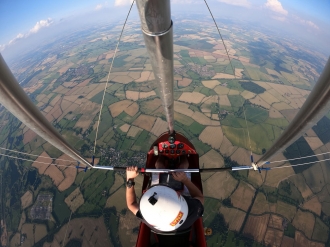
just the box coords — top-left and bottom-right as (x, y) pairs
(1, 0), (330, 61)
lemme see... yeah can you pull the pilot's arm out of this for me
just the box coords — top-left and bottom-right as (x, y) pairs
(126, 166), (139, 214)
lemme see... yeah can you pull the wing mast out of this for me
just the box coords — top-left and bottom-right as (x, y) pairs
(135, 0), (175, 134)
(257, 57), (330, 166)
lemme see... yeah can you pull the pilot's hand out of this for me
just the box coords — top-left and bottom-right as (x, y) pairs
(126, 166), (139, 181)
(172, 172), (189, 183)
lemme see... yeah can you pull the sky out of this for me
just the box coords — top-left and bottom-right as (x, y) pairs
(0, 0), (329, 58)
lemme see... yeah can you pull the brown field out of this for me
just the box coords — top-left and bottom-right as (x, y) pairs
(62, 81), (78, 87)
(118, 212), (141, 247)
(36, 93), (47, 102)
(241, 90), (256, 100)
(174, 101), (194, 117)
(200, 149), (224, 169)
(21, 191), (33, 209)
(303, 196), (322, 216)
(18, 212), (26, 231)
(57, 102), (79, 121)
(132, 114), (156, 131)
(44, 217), (112, 247)
(178, 92), (205, 104)
(53, 85), (67, 94)
(266, 68), (282, 78)
(231, 148), (252, 166)
(140, 91), (156, 99)
(58, 168), (77, 192)
(63, 94), (81, 103)
(49, 94), (62, 107)
(235, 68), (244, 78)
(303, 164), (325, 194)
(127, 126), (143, 138)
(263, 228), (283, 247)
(294, 230), (325, 247)
(268, 88), (290, 103)
(150, 117), (168, 137)
(135, 71), (151, 82)
(219, 95), (231, 106)
(249, 95), (271, 109)
(178, 78), (192, 87)
(120, 124), (130, 133)
(44, 165), (65, 187)
(32, 151), (51, 174)
(34, 224), (47, 243)
(269, 107), (283, 118)
(23, 129), (37, 144)
(60, 98), (72, 111)
(268, 214), (284, 230)
(248, 167), (266, 187)
(213, 85), (230, 95)
(192, 111), (220, 126)
(243, 214), (269, 242)
(203, 172), (238, 199)
(264, 163), (295, 187)
(105, 187), (126, 212)
(85, 83), (107, 99)
(276, 201), (297, 221)
(125, 102), (139, 116)
(230, 181), (256, 211)
(272, 102), (293, 111)
(126, 90), (139, 101)
(289, 174), (314, 200)
(202, 80), (220, 89)
(55, 154), (76, 170)
(58, 62), (74, 74)
(306, 129), (318, 137)
(112, 75), (133, 84)
(199, 126), (223, 149)
(109, 100), (133, 117)
(21, 223), (34, 247)
(212, 114), (219, 120)
(292, 209), (315, 238)
(281, 109), (299, 122)
(65, 188), (84, 212)
(281, 236), (295, 247)
(251, 192), (276, 215)
(220, 135), (238, 157)
(110, 174), (124, 194)
(304, 137), (324, 151)
(219, 206), (246, 231)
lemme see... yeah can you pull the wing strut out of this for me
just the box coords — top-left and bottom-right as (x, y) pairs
(0, 54), (93, 168)
(257, 57), (330, 166)
(136, 0), (175, 133)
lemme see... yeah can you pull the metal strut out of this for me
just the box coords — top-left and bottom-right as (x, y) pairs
(0, 54), (92, 168)
(136, 0), (175, 134)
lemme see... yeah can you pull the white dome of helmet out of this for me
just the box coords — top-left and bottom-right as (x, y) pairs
(140, 185), (188, 232)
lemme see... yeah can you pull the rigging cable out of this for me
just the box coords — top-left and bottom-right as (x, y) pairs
(93, 0), (135, 154)
(0, 152), (75, 168)
(264, 151), (330, 165)
(0, 146), (74, 162)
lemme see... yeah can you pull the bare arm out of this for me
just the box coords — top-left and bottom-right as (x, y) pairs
(126, 166), (139, 214)
(126, 183), (139, 214)
(172, 172), (204, 205)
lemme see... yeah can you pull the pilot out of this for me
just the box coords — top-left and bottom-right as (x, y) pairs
(125, 156), (204, 233)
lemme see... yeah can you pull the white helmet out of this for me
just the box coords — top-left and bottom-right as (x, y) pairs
(140, 185), (188, 232)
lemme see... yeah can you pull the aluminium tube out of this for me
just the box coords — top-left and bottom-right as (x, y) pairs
(257, 57), (330, 166)
(136, 0), (174, 133)
(0, 54), (92, 168)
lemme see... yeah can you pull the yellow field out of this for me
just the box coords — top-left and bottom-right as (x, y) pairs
(272, 102), (293, 111)
(213, 85), (230, 95)
(219, 206), (246, 231)
(249, 95), (271, 109)
(212, 73), (236, 79)
(174, 101), (194, 117)
(230, 147), (252, 166)
(199, 126), (223, 149)
(65, 188), (84, 212)
(203, 172), (238, 199)
(127, 126), (143, 138)
(132, 114), (156, 131)
(259, 91), (280, 105)
(178, 92), (205, 104)
(228, 89), (240, 95)
(140, 91), (156, 99)
(192, 111), (220, 126)
(135, 71), (152, 82)
(109, 100), (135, 117)
(44, 165), (64, 187)
(230, 181), (256, 211)
(178, 78), (192, 87)
(251, 192), (276, 215)
(201, 80), (220, 89)
(268, 107), (283, 118)
(120, 124), (130, 133)
(150, 117), (168, 137)
(220, 135), (238, 157)
(32, 151), (51, 174)
(85, 83), (107, 99)
(241, 90), (256, 99)
(199, 149), (224, 169)
(126, 91), (139, 101)
(105, 187), (126, 212)
(125, 102), (139, 116)
(304, 136), (324, 151)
